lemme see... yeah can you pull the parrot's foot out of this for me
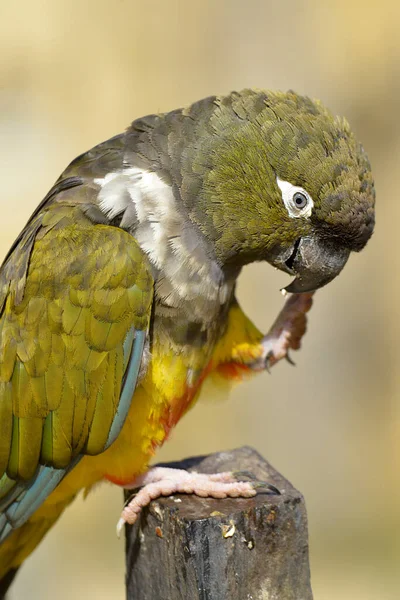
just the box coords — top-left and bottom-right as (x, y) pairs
(116, 467), (279, 536)
(252, 292), (314, 371)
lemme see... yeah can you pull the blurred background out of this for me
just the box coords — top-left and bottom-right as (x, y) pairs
(0, 0), (398, 598)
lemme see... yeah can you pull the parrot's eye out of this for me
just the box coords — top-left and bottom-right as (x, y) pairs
(293, 192), (308, 209)
(276, 177), (314, 219)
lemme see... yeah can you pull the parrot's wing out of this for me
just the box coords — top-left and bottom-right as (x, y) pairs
(0, 188), (153, 541)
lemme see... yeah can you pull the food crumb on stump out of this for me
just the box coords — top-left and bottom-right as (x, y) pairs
(155, 526), (163, 538)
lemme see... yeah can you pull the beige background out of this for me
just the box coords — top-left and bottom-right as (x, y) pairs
(0, 1), (398, 598)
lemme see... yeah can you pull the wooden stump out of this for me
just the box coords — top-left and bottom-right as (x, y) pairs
(125, 446), (313, 600)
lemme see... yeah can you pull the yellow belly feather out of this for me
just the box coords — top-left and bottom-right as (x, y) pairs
(0, 304), (262, 575)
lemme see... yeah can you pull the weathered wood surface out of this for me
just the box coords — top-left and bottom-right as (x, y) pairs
(125, 446), (313, 600)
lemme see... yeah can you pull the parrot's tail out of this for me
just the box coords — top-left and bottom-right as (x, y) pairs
(0, 568), (19, 599)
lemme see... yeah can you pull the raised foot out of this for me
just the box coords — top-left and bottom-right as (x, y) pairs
(252, 292), (314, 371)
(116, 466), (280, 537)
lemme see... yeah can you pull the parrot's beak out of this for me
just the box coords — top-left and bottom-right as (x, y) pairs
(282, 236), (350, 293)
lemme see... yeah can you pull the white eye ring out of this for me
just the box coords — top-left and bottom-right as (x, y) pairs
(276, 177), (314, 218)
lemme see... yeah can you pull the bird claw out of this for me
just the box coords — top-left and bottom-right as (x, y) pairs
(232, 471), (281, 495)
(264, 351), (273, 373)
(285, 351), (296, 366)
(116, 518), (126, 538)
(251, 481), (281, 495)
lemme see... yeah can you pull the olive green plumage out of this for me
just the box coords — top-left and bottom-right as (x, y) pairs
(0, 203), (153, 482)
(0, 88), (375, 573)
(0, 86), (375, 489)
(127, 89), (375, 266)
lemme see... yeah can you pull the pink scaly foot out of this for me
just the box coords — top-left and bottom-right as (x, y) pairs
(251, 292), (314, 371)
(116, 467), (279, 536)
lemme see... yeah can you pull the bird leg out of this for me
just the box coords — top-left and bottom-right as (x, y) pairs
(250, 291), (314, 371)
(116, 293), (313, 536)
(116, 467), (279, 536)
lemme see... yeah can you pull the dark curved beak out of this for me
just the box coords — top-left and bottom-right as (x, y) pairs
(283, 237), (350, 293)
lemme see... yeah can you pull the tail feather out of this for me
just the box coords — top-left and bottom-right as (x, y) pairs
(0, 568), (19, 599)
(0, 465), (72, 544)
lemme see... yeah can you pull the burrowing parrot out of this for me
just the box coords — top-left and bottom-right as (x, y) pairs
(0, 90), (375, 594)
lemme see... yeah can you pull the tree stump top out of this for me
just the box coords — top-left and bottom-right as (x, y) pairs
(125, 446), (313, 600)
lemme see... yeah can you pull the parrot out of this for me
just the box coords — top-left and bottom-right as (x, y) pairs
(0, 89), (375, 595)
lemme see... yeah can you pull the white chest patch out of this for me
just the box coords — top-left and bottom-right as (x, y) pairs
(276, 176), (314, 219)
(95, 168), (230, 320)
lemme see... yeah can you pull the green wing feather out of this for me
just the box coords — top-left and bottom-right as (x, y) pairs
(0, 202), (153, 484)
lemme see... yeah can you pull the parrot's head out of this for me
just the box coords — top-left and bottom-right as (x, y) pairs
(189, 90), (375, 292)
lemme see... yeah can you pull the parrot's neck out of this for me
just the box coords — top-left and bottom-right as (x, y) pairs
(95, 167), (235, 323)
